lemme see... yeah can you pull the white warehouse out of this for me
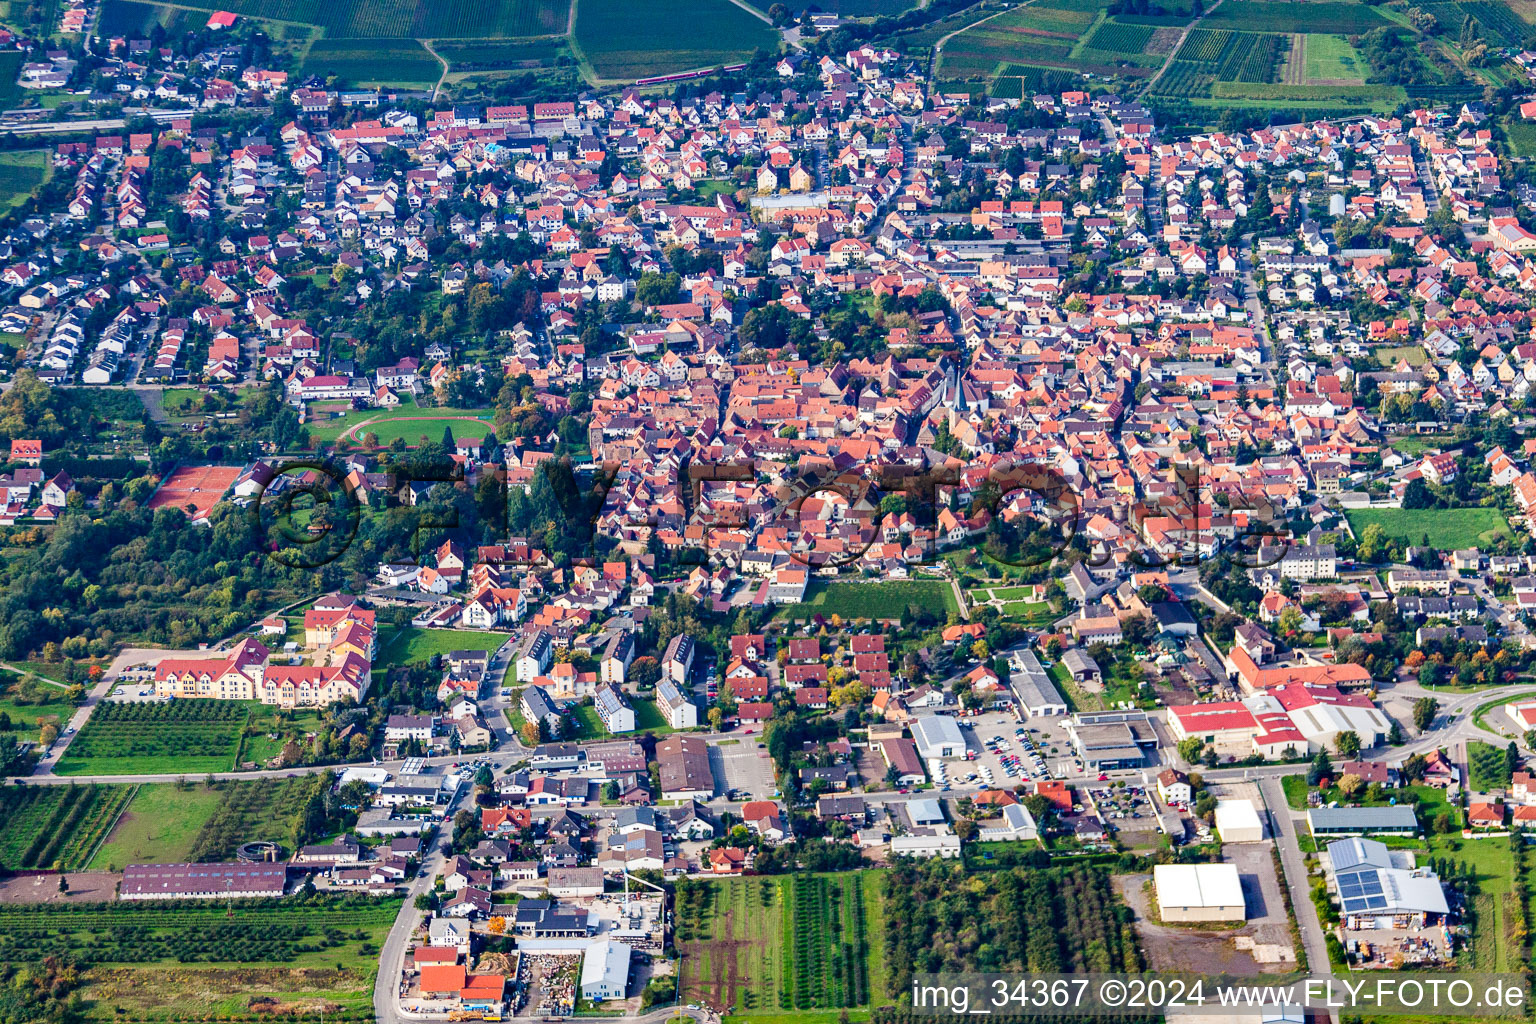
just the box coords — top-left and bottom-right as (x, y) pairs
(910, 715), (966, 759)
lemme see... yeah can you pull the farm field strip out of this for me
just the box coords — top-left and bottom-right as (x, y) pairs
(0, 783), (135, 870)
(55, 698), (249, 775)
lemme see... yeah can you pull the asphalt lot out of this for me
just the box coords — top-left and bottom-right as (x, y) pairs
(708, 739), (777, 799)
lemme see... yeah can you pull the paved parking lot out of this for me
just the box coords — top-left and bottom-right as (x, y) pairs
(964, 712), (1065, 788)
(709, 739), (776, 799)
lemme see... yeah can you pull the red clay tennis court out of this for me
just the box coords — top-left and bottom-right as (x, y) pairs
(145, 465), (242, 520)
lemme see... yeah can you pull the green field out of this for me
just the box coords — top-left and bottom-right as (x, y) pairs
(774, 580), (960, 622)
(1505, 116), (1536, 159)
(572, 697), (675, 737)
(374, 626), (507, 670)
(302, 38), (442, 86)
(0, 149), (50, 210)
(677, 871), (885, 1014)
(574, 0), (778, 81)
(1344, 506), (1514, 550)
(84, 782), (224, 870)
(1375, 344), (1429, 367)
(1303, 32), (1364, 82)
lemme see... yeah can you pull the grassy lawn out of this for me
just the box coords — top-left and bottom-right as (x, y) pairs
(374, 626), (509, 670)
(86, 782), (223, 870)
(1282, 774), (1308, 809)
(1345, 506), (1513, 549)
(1374, 344), (1427, 367)
(1390, 435), (1453, 457)
(774, 580), (958, 622)
(1303, 32), (1364, 82)
(0, 149), (50, 210)
(568, 698), (675, 737)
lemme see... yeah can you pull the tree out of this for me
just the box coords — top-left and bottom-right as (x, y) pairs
(1308, 748), (1335, 785)
(1507, 740), (1522, 780)
(475, 765), (494, 790)
(1337, 773), (1364, 797)
(520, 721), (541, 747)
(1402, 477), (1433, 509)
(630, 656), (661, 688)
(1176, 737), (1204, 764)
(414, 893), (436, 911)
(1401, 753), (1428, 783)
(708, 707), (724, 731)
(1412, 697), (1439, 732)
(1334, 730), (1361, 759)
(488, 916), (506, 935)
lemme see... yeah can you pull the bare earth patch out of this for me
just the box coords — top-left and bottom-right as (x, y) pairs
(1145, 26), (1183, 54)
(0, 871), (119, 902)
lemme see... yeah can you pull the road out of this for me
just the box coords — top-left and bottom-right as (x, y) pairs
(1256, 774), (1332, 977)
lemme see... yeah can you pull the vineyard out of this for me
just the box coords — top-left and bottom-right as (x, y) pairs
(1150, 60), (1215, 97)
(779, 873), (870, 1010)
(1155, 29), (1285, 94)
(0, 896), (399, 966)
(0, 783), (134, 871)
(676, 872), (885, 1013)
(55, 699), (249, 775)
(573, 0), (780, 81)
(1203, 0), (1388, 33)
(1413, 0), (1530, 46)
(99, 0), (570, 37)
(1084, 20), (1154, 53)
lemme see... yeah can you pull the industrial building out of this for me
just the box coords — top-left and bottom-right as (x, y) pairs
(1153, 863), (1247, 922)
(910, 714), (966, 759)
(1307, 805), (1418, 837)
(1010, 649), (1068, 717)
(580, 939), (632, 1001)
(1325, 838), (1449, 929)
(1214, 799), (1265, 843)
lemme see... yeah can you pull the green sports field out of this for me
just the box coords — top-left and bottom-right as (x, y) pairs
(308, 397), (496, 445)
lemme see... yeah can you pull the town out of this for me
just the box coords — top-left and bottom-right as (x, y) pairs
(6, 0), (1536, 1022)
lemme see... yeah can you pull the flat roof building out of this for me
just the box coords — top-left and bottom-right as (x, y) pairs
(910, 715), (965, 760)
(580, 939), (632, 1001)
(121, 862), (288, 900)
(1011, 649), (1068, 717)
(1308, 805), (1417, 837)
(1214, 799), (1265, 843)
(1153, 863), (1246, 922)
